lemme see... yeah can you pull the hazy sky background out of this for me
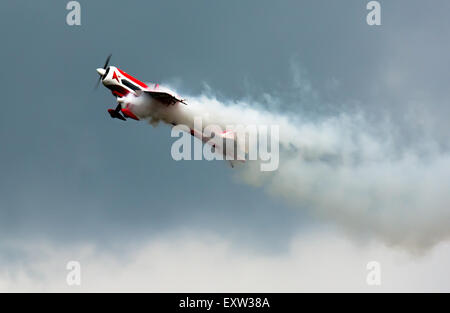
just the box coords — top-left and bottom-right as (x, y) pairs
(0, 0), (449, 291)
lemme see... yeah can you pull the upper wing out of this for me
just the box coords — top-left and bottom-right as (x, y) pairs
(141, 84), (186, 105)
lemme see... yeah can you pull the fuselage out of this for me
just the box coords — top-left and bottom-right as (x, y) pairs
(98, 66), (149, 96)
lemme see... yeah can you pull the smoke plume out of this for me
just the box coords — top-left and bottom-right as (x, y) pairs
(123, 83), (450, 253)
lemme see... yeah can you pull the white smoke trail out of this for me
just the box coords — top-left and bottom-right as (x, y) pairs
(123, 87), (450, 253)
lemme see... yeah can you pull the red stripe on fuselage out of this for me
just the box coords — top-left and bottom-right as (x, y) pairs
(109, 85), (130, 98)
(117, 68), (148, 88)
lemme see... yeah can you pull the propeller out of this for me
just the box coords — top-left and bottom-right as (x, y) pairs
(95, 54), (112, 89)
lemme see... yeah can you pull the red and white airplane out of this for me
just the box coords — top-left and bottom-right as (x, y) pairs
(95, 55), (246, 165)
(95, 54), (186, 121)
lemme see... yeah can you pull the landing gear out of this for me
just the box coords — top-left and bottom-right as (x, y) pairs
(107, 103), (126, 121)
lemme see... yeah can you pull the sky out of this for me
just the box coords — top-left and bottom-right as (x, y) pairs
(0, 0), (449, 292)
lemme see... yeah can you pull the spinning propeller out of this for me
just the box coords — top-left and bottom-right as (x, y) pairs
(95, 54), (112, 89)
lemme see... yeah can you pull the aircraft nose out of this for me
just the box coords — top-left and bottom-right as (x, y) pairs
(96, 68), (106, 76)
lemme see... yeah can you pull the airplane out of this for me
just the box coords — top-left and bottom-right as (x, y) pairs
(95, 55), (246, 166)
(95, 54), (186, 122)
